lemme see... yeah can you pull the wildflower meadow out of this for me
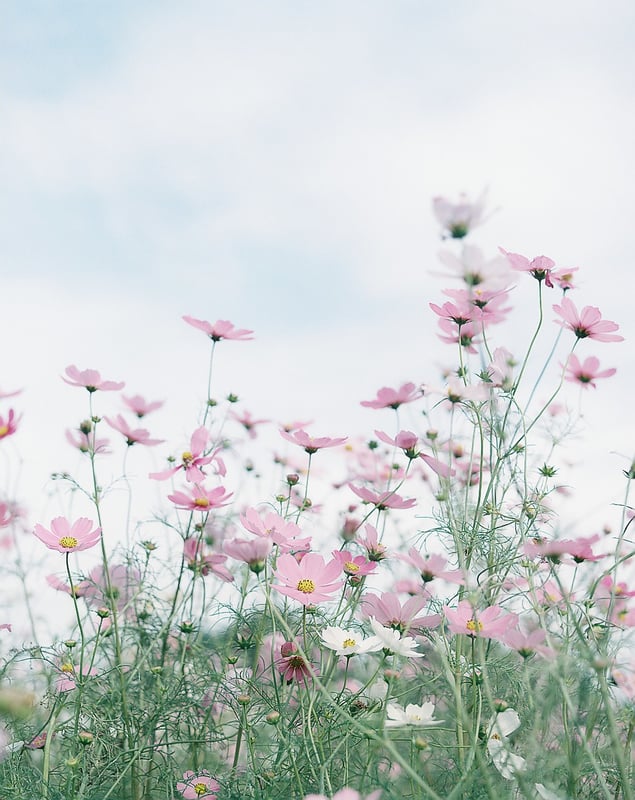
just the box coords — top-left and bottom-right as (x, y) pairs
(1, 194), (633, 800)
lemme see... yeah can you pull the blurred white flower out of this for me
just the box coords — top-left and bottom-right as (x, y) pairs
(385, 701), (442, 727)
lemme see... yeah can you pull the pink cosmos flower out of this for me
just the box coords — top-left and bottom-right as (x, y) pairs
(444, 601), (517, 641)
(62, 365), (125, 392)
(65, 428), (110, 455)
(33, 517), (101, 554)
(402, 548), (465, 585)
(150, 427), (221, 482)
(239, 507), (309, 552)
(487, 347), (516, 390)
(273, 552), (343, 606)
(104, 415), (164, 447)
(224, 537), (272, 573)
(523, 533), (603, 564)
(176, 770), (220, 799)
(360, 382), (421, 410)
(122, 394), (164, 417)
(46, 574), (90, 598)
(551, 266), (579, 291)
(304, 790), (381, 800)
(277, 640), (317, 685)
(564, 354), (617, 388)
(356, 524), (389, 562)
(331, 550), (378, 581)
(182, 315), (254, 342)
(432, 191), (487, 239)
(82, 564), (141, 613)
(348, 484), (416, 511)
(230, 409), (269, 439)
(443, 287), (512, 325)
(429, 299), (475, 327)
(279, 428), (347, 454)
(374, 429), (453, 477)
(56, 662), (98, 693)
(553, 296), (623, 342)
(503, 628), (555, 659)
(361, 591), (440, 633)
(0, 410), (20, 441)
(437, 245), (512, 290)
(183, 538), (234, 582)
(168, 483), (233, 512)
(499, 248), (556, 287)
(280, 418), (314, 432)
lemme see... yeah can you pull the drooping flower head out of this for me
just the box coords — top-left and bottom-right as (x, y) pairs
(33, 517), (101, 554)
(277, 640), (317, 685)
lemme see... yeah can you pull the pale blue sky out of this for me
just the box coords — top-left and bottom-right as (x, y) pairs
(1, 1), (634, 533)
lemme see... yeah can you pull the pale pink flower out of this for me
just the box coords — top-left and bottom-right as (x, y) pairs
(402, 548), (465, 585)
(65, 428), (110, 455)
(0, 409), (20, 441)
(361, 591), (440, 633)
(280, 418), (314, 432)
(331, 550), (378, 580)
(486, 347), (516, 390)
(564, 354), (616, 388)
(523, 534), (603, 563)
(224, 537), (272, 572)
(553, 296), (623, 342)
(122, 394), (164, 417)
(360, 382), (421, 410)
(348, 484), (416, 510)
(273, 552), (343, 606)
(183, 538), (234, 582)
(356, 524), (389, 562)
(46, 574), (90, 598)
(279, 428), (347, 454)
(230, 409), (269, 439)
(56, 662), (97, 693)
(33, 517), (101, 554)
(104, 415), (164, 447)
(503, 628), (555, 659)
(239, 507), (307, 551)
(374, 429), (452, 477)
(429, 299), (475, 327)
(150, 427), (220, 482)
(444, 601), (517, 641)
(443, 286), (512, 325)
(433, 191), (487, 239)
(62, 365), (124, 392)
(0, 386), (21, 399)
(182, 315), (254, 341)
(82, 564), (141, 613)
(551, 266), (579, 291)
(176, 770), (220, 799)
(437, 245), (512, 290)
(499, 248), (556, 287)
(168, 483), (233, 512)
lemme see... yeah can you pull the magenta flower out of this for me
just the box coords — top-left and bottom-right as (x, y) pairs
(0, 409), (20, 441)
(360, 382), (421, 410)
(553, 296), (623, 342)
(182, 315), (254, 342)
(279, 428), (347, 454)
(273, 552), (343, 606)
(348, 483), (416, 511)
(122, 394), (164, 417)
(33, 517), (101, 554)
(176, 770), (220, 799)
(499, 248), (556, 287)
(564, 354), (616, 388)
(169, 483), (233, 512)
(150, 427), (219, 482)
(105, 415), (164, 447)
(444, 601), (517, 641)
(62, 365), (125, 392)
(432, 191), (487, 239)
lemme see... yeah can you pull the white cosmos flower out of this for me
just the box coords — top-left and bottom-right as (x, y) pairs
(487, 708), (526, 780)
(320, 626), (383, 657)
(368, 617), (423, 658)
(385, 701), (442, 727)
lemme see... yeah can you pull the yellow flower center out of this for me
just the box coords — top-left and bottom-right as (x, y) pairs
(342, 638), (356, 649)
(182, 451), (193, 465)
(194, 498), (210, 508)
(61, 663), (74, 674)
(491, 732), (501, 740)
(194, 783), (208, 796)
(0, 426), (8, 437)
(344, 561), (360, 573)
(59, 536), (79, 549)
(297, 578), (316, 593)
(465, 619), (483, 633)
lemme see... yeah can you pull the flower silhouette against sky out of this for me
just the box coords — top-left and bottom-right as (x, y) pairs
(62, 365), (125, 392)
(360, 382), (421, 410)
(105, 415), (164, 447)
(279, 428), (347, 454)
(182, 315), (254, 342)
(553, 296), (623, 342)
